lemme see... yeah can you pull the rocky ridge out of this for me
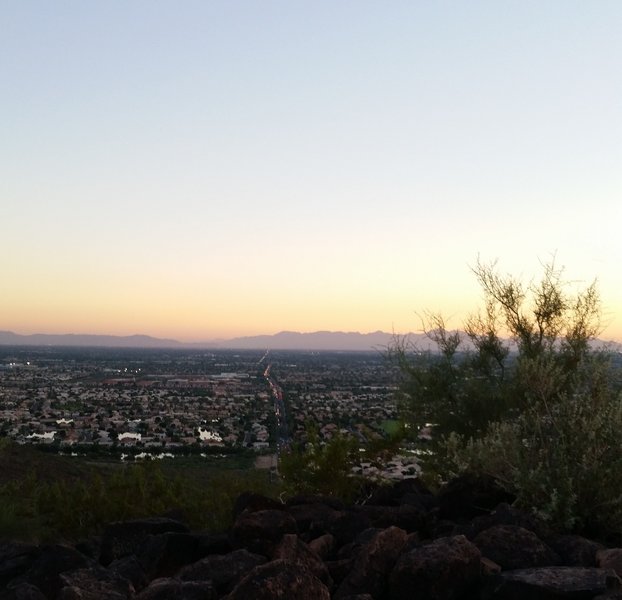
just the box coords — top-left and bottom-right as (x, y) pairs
(3, 474), (622, 599)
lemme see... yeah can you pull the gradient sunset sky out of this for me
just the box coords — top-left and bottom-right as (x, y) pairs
(2, 2), (621, 342)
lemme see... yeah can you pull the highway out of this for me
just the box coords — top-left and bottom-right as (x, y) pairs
(263, 360), (291, 452)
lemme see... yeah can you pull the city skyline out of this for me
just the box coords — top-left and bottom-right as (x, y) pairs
(3, 2), (621, 342)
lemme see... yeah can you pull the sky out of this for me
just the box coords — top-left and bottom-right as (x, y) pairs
(2, 1), (621, 342)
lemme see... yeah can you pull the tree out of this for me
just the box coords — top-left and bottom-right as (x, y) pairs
(391, 257), (622, 533)
(391, 257), (604, 444)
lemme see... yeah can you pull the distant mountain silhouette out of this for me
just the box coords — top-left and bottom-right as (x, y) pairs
(0, 330), (426, 351)
(1, 329), (620, 353)
(0, 331), (182, 348)
(219, 330), (429, 351)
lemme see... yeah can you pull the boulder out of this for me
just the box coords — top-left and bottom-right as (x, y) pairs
(194, 533), (233, 557)
(357, 503), (424, 532)
(272, 534), (332, 587)
(428, 518), (461, 540)
(308, 533), (336, 560)
(108, 555), (149, 593)
(6, 544), (92, 600)
(550, 535), (603, 567)
(0, 543), (41, 589)
(58, 566), (133, 600)
(232, 492), (284, 519)
(223, 559), (331, 600)
(335, 526), (408, 599)
(474, 525), (560, 570)
(465, 502), (552, 541)
(232, 509), (298, 555)
(336, 528), (382, 561)
(483, 567), (620, 600)
(325, 558), (354, 587)
(389, 534), (481, 600)
(0, 583), (47, 600)
(232, 509), (297, 543)
(598, 549), (622, 578)
(327, 511), (373, 547)
(100, 518), (188, 566)
(481, 556), (502, 576)
(134, 577), (215, 600)
(365, 478), (435, 509)
(134, 532), (201, 579)
(287, 502), (342, 534)
(73, 539), (101, 562)
(437, 474), (515, 521)
(177, 548), (266, 593)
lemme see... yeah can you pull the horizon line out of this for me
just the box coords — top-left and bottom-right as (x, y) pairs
(1, 328), (621, 347)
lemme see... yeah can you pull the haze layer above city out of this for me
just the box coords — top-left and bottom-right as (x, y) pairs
(3, 2), (621, 342)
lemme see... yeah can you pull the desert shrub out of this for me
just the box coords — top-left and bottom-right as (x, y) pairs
(279, 428), (366, 501)
(392, 258), (622, 533)
(391, 327), (510, 445)
(279, 425), (404, 502)
(444, 361), (622, 533)
(392, 258), (603, 449)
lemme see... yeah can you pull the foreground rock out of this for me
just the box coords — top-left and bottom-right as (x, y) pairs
(473, 524), (560, 570)
(5, 476), (622, 599)
(223, 559), (331, 600)
(389, 534), (481, 600)
(335, 526), (407, 598)
(272, 534), (333, 588)
(483, 567), (621, 599)
(177, 548), (267, 594)
(100, 518), (189, 566)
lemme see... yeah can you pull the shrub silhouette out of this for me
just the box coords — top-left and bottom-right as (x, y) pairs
(391, 257), (622, 533)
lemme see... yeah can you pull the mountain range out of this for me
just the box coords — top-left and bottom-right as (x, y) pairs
(0, 330), (427, 352)
(0, 330), (620, 353)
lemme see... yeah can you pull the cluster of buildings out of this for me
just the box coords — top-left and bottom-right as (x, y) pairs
(0, 349), (273, 452)
(0, 347), (417, 476)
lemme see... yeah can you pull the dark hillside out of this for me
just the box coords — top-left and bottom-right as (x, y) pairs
(0, 441), (277, 543)
(0, 441), (89, 487)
